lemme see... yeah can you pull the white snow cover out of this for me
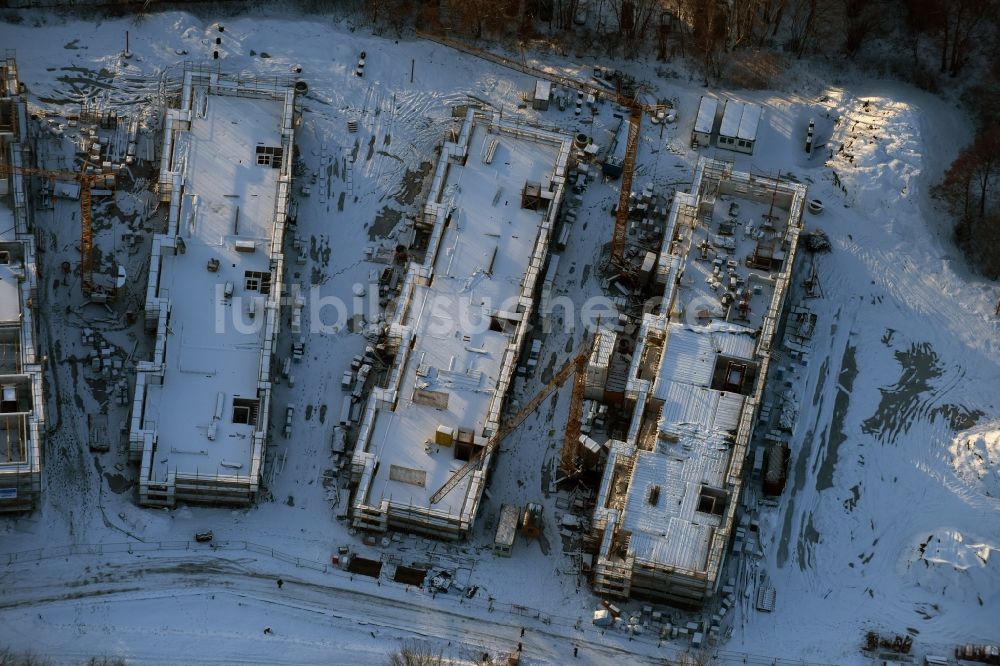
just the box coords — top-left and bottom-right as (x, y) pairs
(720, 100), (763, 140)
(0, 10), (995, 666)
(145, 93), (282, 481)
(949, 423), (1000, 497)
(694, 96), (718, 135)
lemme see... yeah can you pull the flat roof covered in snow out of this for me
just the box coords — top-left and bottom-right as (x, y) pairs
(622, 323), (756, 572)
(719, 100), (762, 141)
(143, 92), (283, 482)
(365, 119), (563, 517)
(534, 79), (551, 101)
(694, 96), (718, 135)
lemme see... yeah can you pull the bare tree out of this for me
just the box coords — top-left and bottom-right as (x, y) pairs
(444, 0), (505, 39)
(936, 127), (1000, 277)
(942, 0), (993, 75)
(0, 648), (51, 666)
(365, 0), (414, 36)
(785, 0), (820, 57)
(910, 0), (995, 76)
(720, 0), (791, 48)
(684, 0), (729, 79)
(842, 0), (884, 54)
(553, 0), (584, 31)
(608, 0), (660, 56)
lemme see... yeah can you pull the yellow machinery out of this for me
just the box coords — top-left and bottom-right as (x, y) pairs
(429, 336), (592, 505)
(0, 160), (114, 299)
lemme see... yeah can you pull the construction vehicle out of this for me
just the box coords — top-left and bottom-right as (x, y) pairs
(521, 502), (543, 539)
(429, 336), (592, 505)
(0, 160), (116, 300)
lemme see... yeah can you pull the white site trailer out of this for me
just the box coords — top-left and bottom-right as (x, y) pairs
(494, 503), (520, 556)
(718, 100), (763, 155)
(692, 96), (718, 147)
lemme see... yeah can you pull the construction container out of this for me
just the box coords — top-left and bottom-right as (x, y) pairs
(638, 251), (656, 285)
(435, 425), (455, 446)
(692, 96), (718, 147)
(762, 441), (790, 495)
(494, 504), (519, 556)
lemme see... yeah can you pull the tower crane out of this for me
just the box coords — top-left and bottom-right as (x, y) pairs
(560, 341), (590, 476)
(414, 30), (664, 269)
(610, 103), (642, 267)
(0, 160), (115, 299)
(429, 336), (592, 505)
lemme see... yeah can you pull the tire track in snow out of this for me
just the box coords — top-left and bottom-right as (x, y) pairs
(1, 552), (671, 664)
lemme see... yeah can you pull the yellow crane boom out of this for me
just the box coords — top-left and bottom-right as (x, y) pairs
(429, 337), (591, 505)
(611, 105), (642, 265)
(0, 161), (110, 295)
(560, 348), (590, 475)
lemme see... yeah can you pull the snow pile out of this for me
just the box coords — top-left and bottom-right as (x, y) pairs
(827, 94), (921, 216)
(949, 423), (1000, 498)
(899, 529), (999, 604)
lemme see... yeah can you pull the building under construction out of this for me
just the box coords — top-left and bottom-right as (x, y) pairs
(350, 108), (572, 539)
(0, 53), (45, 512)
(591, 157), (805, 606)
(129, 67), (296, 506)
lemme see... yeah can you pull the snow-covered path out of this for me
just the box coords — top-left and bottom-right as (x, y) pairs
(0, 548), (670, 665)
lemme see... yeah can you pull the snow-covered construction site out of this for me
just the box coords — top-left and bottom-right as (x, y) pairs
(592, 159), (805, 608)
(0, 7), (997, 666)
(350, 109), (571, 540)
(129, 67), (296, 507)
(0, 54), (44, 514)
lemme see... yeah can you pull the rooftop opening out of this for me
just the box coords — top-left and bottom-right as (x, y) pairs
(244, 270), (272, 294)
(711, 355), (758, 396)
(231, 397), (260, 426)
(647, 485), (661, 506)
(697, 485), (728, 516)
(255, 144), (283, 168)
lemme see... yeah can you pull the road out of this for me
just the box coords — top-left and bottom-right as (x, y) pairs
(0, 549), (674, 665)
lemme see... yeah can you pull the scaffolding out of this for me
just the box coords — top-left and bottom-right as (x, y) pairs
(0, 55), (43, 512)
(591, 158), (805, 606)
(133, 67), (297, 508)
(351, 108), (573, 540)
